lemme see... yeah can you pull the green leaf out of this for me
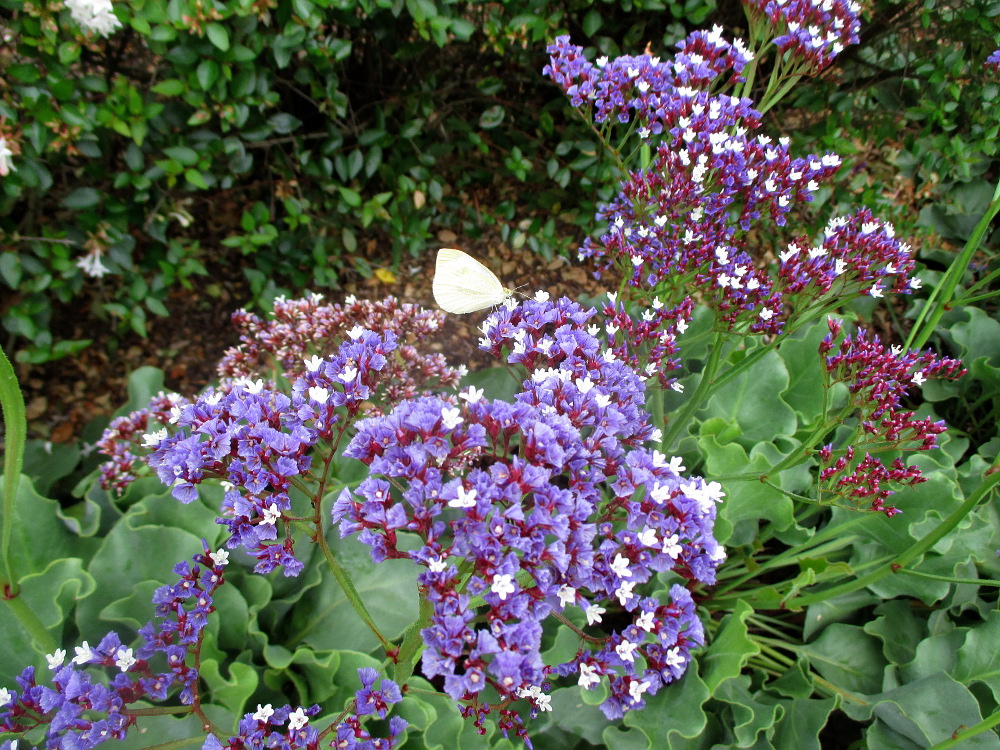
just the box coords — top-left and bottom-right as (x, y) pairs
(800, 623), (885, 695)
(61, 187), (101, 209)
(163, 146), (199, 165)
(185, 169), (209, 189)
(624, 665), (711, 744)
(148, 24), (177, 42)
(701, 599), (759, 693)
(197, 58), (220, 90)
(582, 9), (603, 36)
(704, 350), (796, 444)
(268, 113), (302, 134)
(698, 431), (795, 545)
(863, 675), (1000, 749)
(198, 660), (260, 716)
(152, 78), (185, 96)
(293, 534), (419, 653)
(479, 104), (506, 129)
(339, 186), (362, 207)
(206, 22), (230, 52)
(713, 674), (781, 746)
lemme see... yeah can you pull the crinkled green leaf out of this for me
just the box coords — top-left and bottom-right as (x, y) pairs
(862, 674), (1000, 749)
(625, 664), (710, 745)
(775, 320), (830, 425)
(199, 659), (259, 716)
(803, 589), (880, 641)
(703, 350), (796, 444)
(766, 693), (837, 750)
(701, 600), (759, 693)
(699, 431), (794, 545)
(293, 533), (418, 653)
(800, 623), (885, 695)
(954, 609), (1000, 703)
(712, 674), (781, 747)
(863, 600), (927, 666)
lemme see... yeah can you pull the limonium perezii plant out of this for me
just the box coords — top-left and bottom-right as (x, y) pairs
(1, 2), (981, 749)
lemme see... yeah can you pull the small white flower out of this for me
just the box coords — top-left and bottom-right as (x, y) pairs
(344, 294), (357, 305)
(448, 486), (477, 509)
(636, 610), (656, 632)
(0, 136), (15, 176)
(491, 573), (516, 601)
(616, 639), (639, 663)
(115, 647), (136, 671)
(911, 371), (927, 386)
(261, 504), (282, 525)
(46, 649), (66, 669)
(616, 580), (636, 606)
(288, 707), (309, 730)
(441, 406), (463, 430)
(348, 325), (365, 340)
(578, 662), (600, 689)
(209, 549), (230, 567)
(253, 704), (275, 721)
(557, 584), (576, 608)
(0, 687), (11, 706)
(610, 553), (633, 578)
(308, 386), (329, 404)
(585, 604), (605, 625)
(636, 527), (658, 547)
(662, 533), (683, 559)
(460, 386), (484, 404)
(628, 678), (651, 703)
(73, 641), (94, 665)
(141, 428), (168, 448)
(427, 556), (448, 573)
(304, 355), (324, 372)
(665, 646), (686, 668)
(66, 0), (122, 36)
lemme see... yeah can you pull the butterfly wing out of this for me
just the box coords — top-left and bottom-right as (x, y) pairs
(433, 248), (509, 314)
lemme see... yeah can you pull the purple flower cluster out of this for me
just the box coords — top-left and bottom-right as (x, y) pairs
(817, 445), (924, 517)
(987, 48), (1000, 72)
(545, 35), (920, 335)
(136, 542), (231, 701)
(97, 390), (190, 493)
(544, 31), (752, 134)
(0, 543), (228, 748)
(777, 208), (921, 301)
(203, 704), (322, 750)
(141, 329), (397, 576)
(743, 0), (861, 71)
(817, 319), (966, 514)
(218, 293), (463, 409)
(599, 292), (692, 389)
(333, 297), (723, 722)
(581, 126), (843, 332)
(202, 668), (405, 750)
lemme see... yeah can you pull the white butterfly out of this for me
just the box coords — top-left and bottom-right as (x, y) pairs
(432, 248), (514, 314)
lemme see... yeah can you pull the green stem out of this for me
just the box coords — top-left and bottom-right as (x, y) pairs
(315, 530), (391, 649)
(786, 470), (1000, 609)
(391, 591), (434, 686)
(0, 343), (26, 591)
(905, 179), (1000, 351)
(2, 590), (58, 655)
(926, 708), (1000, 749)
(662, 331), (728, 449)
